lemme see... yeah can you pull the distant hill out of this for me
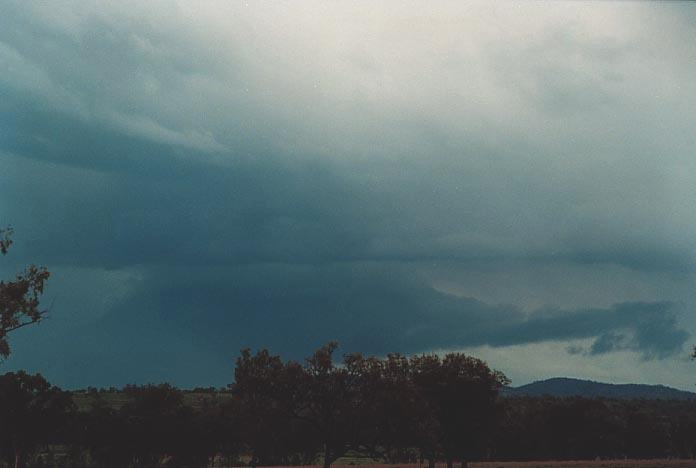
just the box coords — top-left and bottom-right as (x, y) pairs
(502, 377), (696, 400)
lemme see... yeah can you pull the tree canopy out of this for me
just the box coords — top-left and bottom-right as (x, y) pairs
(0, 371), (74, 468)
(232, 343), (509, 468)
(0, 227), (50, 358)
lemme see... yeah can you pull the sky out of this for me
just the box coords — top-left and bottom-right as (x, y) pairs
(2, 1), (696, 390)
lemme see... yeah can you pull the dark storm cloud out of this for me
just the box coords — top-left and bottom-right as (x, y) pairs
(113, 265), (687, 360)
(2, 1), (695, 275)
(8, 263), (686, 387)
(4, 107), (693, 275)
(2, 2), (696, 386)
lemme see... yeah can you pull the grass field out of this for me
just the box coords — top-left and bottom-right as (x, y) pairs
(285, 462), (696, 468)
(468, 461), (696, 468)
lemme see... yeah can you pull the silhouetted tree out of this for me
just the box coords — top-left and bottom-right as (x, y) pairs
(624, 405), (671, 459)
(0, 227), (50, 358)
(671, 406), (696, 459)
(81, 394), (135, 468)
(342, 351), (434, 462)
(298, 343), (381, 466)
(171, 394), (242, 468)
(0, 371), (74, 468)
(122, 383), (215, 467)
(232, 347), (320, 465)
(233, 343), (428, 468)
(295, 344), (435, 467)
(1, 355), (694, 466)
(80, 385), (234, 468)
(410, 353), (509, 468)
(543, 397), (625, 459)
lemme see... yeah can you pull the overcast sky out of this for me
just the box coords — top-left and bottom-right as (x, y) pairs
(2, 1), (696, 390)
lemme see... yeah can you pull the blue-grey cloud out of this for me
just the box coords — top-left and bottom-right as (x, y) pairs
(6, 263), (688, 388)
(2, 1), (696, 387)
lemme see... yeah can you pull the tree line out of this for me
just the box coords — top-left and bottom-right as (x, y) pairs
(4, 345), (696, 468)
(0, 343), (508, 468)
(4, 227), (696, 467)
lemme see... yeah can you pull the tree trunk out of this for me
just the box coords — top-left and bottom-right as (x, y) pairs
(14, 448), (23, 468)
(323, 445), (332, 468)
(428, 457), (435, 468)
(446, 458), (453, 468)
(322, 443), (346, 468)
(461, 462), (469, 468)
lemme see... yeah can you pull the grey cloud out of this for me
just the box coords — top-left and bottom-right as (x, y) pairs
(2, 2), (696, 387)
(3, 111), (695, 277)
(3, 5), (695, 268)
(7, 263), (687, 388)
(590, 332), (630, 356)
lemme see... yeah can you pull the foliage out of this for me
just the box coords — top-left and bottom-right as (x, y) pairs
(4, 345), (696, 467)
(78, 384), (231, 468)
(410, 353), (509, 467)
(232, 343), (508, 468)
(0, 227), (50, 358)
(0, 371), (74, 468)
